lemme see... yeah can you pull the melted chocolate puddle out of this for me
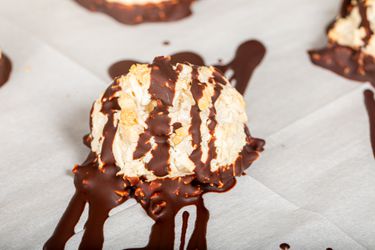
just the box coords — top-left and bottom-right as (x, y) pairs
(108, 40), (266, 95)
(364, 89), (375, 158)
(0, 53), (12, 87)
(45, 57), (265, 250)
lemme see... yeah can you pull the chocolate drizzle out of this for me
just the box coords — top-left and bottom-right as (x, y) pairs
(145, 57), (177, 176)
(108, 40), (266, 95)
(364, 89), (375, 158)
(75, 0), (195, 25)
(45, 57), (264, 249)
(0, 53), (12, 87)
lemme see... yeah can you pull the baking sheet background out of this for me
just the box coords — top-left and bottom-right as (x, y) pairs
(0, 0), (374, 249)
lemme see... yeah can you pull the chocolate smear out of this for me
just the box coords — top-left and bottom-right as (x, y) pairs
(75, 0), (195, 25)
(108, 40), (266, 95)
(215, 40), (266, 95)
(364, 89), (375, 158)
(45, 57), (264, 249)
(0, 53), (12, 87)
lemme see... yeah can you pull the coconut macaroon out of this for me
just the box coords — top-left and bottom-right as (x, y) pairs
(44, 56), (265, 249)
(309, 0), (375, 86)
(75, 0), (195, 25)
(0, 49), (12, 87)
(87, 56), (263, 183)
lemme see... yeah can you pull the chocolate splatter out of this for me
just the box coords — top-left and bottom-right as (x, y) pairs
(75, 0), (195, 25)
(45, 57), (265, 249)
(280, 243), (333, 250)
(364, 89), (375, 158)
(280, 243), (290, 250)
(0, 53), (12, 87)
(163, 40), (171, 46)
(108, 40), (266, 95)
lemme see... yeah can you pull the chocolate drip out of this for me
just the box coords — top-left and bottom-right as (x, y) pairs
(186, 197), (209, 250)
(75, 0), (195, 25)
(364, 89), (375, 158)
(179, 211), (190, 250)
(0, 53), (12, 87)
(108, 40), (266, 95)
(214, 40), (266, 95)
(44, 153), (128, 250)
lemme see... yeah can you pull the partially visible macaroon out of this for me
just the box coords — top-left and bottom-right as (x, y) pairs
(76, 0), (195, 25)
(0, 49), (12, 87)
(309, 0), (375, 86)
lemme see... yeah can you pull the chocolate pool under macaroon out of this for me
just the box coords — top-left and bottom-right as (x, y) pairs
(76, 0), (195, 25)
(44, 56), (264, 250)
(309, 0), (375, 87)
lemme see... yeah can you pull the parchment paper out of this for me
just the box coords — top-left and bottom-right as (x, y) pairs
(0, 0), (374, 249)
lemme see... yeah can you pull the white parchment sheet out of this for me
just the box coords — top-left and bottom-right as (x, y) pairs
(0, 0), (374, 249)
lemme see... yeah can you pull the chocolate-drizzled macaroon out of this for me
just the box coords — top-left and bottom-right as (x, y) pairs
(75, 0), (195, 25)
(45, 56), (264, 250)
(0, 49), (11, 87)
(309, 0), (375, 87)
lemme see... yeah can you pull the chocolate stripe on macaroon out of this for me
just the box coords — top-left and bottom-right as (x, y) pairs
(144, 57), (178, 176)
